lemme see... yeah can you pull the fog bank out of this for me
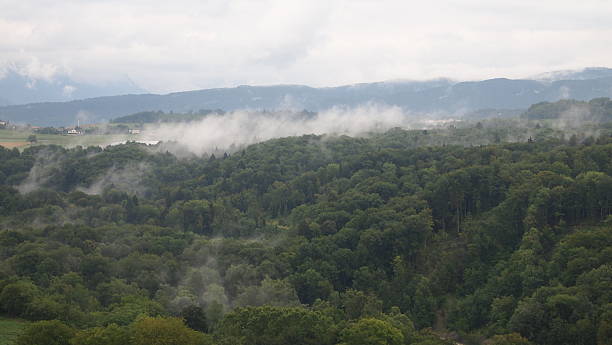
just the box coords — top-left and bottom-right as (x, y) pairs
(142, 105), (445, 155)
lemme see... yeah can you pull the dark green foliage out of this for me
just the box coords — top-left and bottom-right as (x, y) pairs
(181, 305), (208, 332)
(0, 280), (40, 317)
(0, 120), (611, 344)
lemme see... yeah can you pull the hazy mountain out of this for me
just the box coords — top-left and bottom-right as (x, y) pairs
(0, 68), (146, 106)
(1, 68), (612, 127)
(532, 67), (612, 82)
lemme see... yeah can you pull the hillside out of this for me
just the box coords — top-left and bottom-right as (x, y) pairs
(0, 120), (610, 345)
(2, 68), (612, 126)
(0, 68), (146, 107)
(524, 97), (612, 122)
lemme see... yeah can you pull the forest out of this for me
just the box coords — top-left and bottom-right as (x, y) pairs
(110, 110), (224, 124)
(0, 114), (611, 345)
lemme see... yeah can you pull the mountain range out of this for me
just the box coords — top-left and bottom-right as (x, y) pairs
(0, 68), (146, 107)
(1, 67), (611, 127)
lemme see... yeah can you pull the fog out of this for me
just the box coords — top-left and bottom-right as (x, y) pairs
(77, 162), (150, 197)
(17, 148), (64, 194)
(141, 105), (447, 155)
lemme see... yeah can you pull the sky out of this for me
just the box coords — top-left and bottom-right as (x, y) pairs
(1, 0), (612, 93)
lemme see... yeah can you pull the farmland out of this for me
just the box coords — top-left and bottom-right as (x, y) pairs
(0, 129), (135, 149)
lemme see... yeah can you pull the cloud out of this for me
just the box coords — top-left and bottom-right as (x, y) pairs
(0, 1), (611, 92)
(0, 56), (60, 81)
(62, 85), (76, 97)
(141, 105), (443, 155)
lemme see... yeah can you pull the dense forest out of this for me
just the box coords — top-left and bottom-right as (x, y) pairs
(0, 117), (611, 345)
(110, 109), (318, 124)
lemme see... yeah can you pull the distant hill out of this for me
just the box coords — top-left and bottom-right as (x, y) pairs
(1, 68), (612, 126)
(110, 110), (223, 124)
(532, 67), (612, 82)
(110, 109), (318, 124)
(0, 68), (146, 106)
(523, 97), (612, 122)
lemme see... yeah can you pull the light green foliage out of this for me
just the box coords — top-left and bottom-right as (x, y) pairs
(99, 295), (165, 326)
(71, 324), (129, 345)
(216, 306), (334, 345)
(131, 316), (213, 345)
(488, 333), (533, 345)
(339, 318), (404, 345)
(14, 320), (74, 345)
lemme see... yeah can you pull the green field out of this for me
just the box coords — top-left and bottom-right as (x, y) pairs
(0, 129), (135, 149)
(0, 317), (28, 345)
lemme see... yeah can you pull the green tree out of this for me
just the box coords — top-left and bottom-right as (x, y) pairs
(71, 324), (130, 345)
(488, 333), (533, 345)
(132, 316), (213, 345)
(290, 269), (333, 304)
(339, 318), (404, 345)
(216, 306), (334, 345)
(0, 280), (40, 317)
(14, 320), (75, 345)
(341, 289), (383, 320)
(181, 305), (208, 332)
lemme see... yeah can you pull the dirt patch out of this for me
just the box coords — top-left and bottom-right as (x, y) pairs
(0, 141), (29, 148)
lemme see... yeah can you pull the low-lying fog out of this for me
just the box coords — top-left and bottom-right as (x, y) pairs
(137, 105), (451, 155)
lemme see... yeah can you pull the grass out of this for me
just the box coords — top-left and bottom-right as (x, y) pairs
(0, 129), (134, 149)
(0, 142), (29, 149)
(0, 317), (29, 345)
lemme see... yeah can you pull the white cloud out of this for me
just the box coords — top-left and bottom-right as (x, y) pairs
(140, 105), (451, 156)
(1, 0), (611, 93)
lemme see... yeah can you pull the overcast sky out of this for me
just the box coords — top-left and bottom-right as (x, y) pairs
(1, 0), (611, 93)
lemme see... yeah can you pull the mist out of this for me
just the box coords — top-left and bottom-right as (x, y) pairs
(77, 162), (150, 197)
(141, 105), (444, 155)
(17, 148), (64, 194)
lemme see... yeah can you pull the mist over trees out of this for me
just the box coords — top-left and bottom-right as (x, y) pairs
(524, 97), (612, 122)
(0, 116), (611, 345)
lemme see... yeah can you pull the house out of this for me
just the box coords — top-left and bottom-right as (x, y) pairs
(67, 128), (81, 135)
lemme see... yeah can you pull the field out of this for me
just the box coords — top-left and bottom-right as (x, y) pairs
(0, 317), (28, 345)
(0, 142), (29, 149)
(0, 129), (135, 149)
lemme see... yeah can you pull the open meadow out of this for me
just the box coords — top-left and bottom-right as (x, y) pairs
(0, 129), (135, 149)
